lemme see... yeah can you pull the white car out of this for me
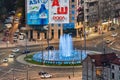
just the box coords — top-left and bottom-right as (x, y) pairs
(40, 73), (52, 78)
(38, 71), (52, 78)
(111, 32), (118, 37)
(12, 48), (20, 52)
(2, 58), (8, 63)
(9, 53), (15, 58)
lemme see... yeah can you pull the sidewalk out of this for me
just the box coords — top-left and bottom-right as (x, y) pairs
(0, 32), (111, 49)
(34, 76), (82, 80)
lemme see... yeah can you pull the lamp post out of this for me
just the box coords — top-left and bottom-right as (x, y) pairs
(72, 59), (75, 77)
(47, 25), (50, 60)
(40, 37), (44, 64)
(72, 51), (75, 77)
(12, 54), (16, 80)
(21, 27), (30, 80)
(26, 65), (29, 80)
(20, 27), (30, 57)
(25, 31), (28, 57)
(12, 67), (15, 80)
(80, 45), (83, 62)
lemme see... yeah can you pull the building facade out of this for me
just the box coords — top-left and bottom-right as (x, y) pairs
(80, 0), (120, 34)
(84, 0), (99, 26)
(83, 0), (120, 24)
(27, 0), (78, 41)
(82, 53), (120, 80)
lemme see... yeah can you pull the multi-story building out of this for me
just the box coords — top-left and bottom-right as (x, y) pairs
(82, 0), (120, 33)
(82, 53), (120, 80)
(84, 0), (99, 26)
(26, 0), (78, 41)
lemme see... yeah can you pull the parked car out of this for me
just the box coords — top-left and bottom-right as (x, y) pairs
(2, 37), (8, 42)
(109, 27), (116, 31)
(12, 48), (20, 52)
(38, 71), (52, 78)
(2, 58), (8, 63)
(45, 46), (54, 50)
(4, 18), (13, 23)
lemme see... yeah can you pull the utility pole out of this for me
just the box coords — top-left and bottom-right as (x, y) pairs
(47, 25), (50, 60)
(12, 55), (15, 80)
(40, 37), (44, 64)
(25, 31), (28, 57)
(72, 51), (75, 77)
(26, 65), (29, 80)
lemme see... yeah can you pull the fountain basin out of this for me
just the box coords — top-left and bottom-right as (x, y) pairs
(32, 50), (87, 65)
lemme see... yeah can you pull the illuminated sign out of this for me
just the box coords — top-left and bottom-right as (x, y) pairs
(63, 23), (75, 30)
(27, 0), (49, 25)
(49, 0), (69, 23)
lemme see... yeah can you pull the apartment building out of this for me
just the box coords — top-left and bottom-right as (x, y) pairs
(83, 0), (120, 32)
(82, 53), (120, 80)
(84, 0), (99, 26)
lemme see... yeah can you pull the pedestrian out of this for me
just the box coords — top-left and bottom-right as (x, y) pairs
(68, 75), (71, 79)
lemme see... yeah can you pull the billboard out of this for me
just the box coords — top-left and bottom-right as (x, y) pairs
(27, 0), (49, 25)
(63, 23), (75, 30)
(49, 0), (69, 23)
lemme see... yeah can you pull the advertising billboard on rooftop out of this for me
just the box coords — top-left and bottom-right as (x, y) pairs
(26, 0), (49, 25)
(49, 0), (69, 24)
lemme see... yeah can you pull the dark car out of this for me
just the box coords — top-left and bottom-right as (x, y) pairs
(22, 49), (30, 54)
(45, 46), (54, 50)
(109, 27), (116, 31)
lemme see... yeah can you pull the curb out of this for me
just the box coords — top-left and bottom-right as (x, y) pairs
(16, 50), (101, 68)
(16, 54), (82, 68)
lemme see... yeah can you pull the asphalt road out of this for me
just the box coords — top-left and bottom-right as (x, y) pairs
(0, 29), (120, 80)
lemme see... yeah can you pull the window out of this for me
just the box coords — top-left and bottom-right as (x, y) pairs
(51, 29), (54, 38)
(51, 24), (54, 27)
(86, 16), (89, 19)
(86, 9), (89, 12)
(89, 2), (94, 6)
(44, 32), (47, 39)
(71, 5), (75, 8)
(71, 11), (75, 14)
(58, 30), (60, 38)
(72, 16), (75, 20)
(111, 65), (114, 69)
(72, 0), (74, 2)
(58, 24), (61, 27)
(112, 73), (114, 79)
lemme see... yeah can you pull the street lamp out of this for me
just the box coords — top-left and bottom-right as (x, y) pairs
(72, 51), (75, 77)
(21, 27), (30, 80)
(72, 59), (75, 77)
(26, 65), (29, 80)
(12, 54), (16, 80)
(40, 37), (44, 64)
(47, 25), (50, 60)
(20, 27), (30, 57)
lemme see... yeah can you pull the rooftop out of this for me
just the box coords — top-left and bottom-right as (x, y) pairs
(88, 53), (120, 66)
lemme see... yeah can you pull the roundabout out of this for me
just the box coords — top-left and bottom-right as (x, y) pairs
(17, 50), (101, 67)
(17, 34), (101, 66)
(32, 34), (87, 65)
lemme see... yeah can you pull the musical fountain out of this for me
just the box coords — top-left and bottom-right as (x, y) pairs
(32, 34), (87, 65)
